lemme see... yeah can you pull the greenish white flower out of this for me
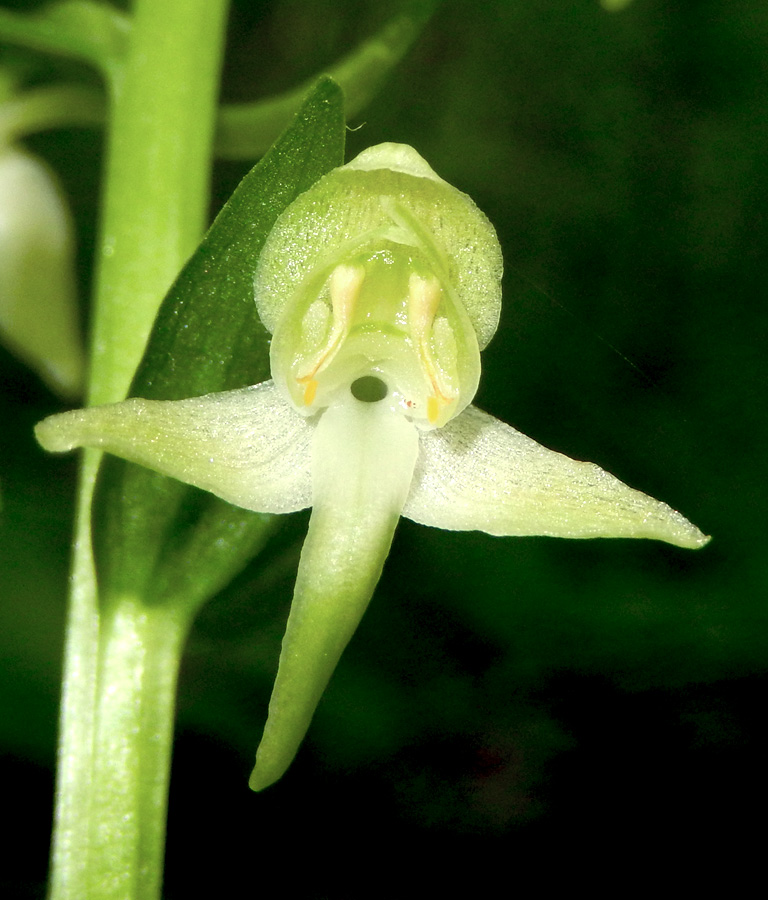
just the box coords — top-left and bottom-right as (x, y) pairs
(35, 143), (708, 791)
(0, 145), (84, 398)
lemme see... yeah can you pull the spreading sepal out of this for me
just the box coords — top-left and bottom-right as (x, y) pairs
(35, 381), (313, 515)
(404, 405), (709, 549)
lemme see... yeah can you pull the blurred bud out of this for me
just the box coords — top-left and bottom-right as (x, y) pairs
(0, 146), (84, 398)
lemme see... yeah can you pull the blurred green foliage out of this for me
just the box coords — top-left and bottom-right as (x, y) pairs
(1, 0), (764, 894)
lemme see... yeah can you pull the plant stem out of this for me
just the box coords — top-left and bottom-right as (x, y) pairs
(91, 0), (229, 408)
(87, 602), (190, 900)
(49, 1), (230, 898)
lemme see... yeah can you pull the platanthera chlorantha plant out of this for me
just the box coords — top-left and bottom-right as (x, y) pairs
(35, 142), (709, 791)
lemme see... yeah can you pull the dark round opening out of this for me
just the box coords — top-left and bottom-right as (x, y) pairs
(350, 376), (388, 403)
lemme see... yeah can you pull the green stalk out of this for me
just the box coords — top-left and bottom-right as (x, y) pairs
(87, 602), (190, 900)
(49, 2), (230, 898)
(91, 0), (229, 407)
(0, 83), (105, 144)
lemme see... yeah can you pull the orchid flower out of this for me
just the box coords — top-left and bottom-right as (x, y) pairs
(35, 143), (708, 791)
(0, 145), (84, 398)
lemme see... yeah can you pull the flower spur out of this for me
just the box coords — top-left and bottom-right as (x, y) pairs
(35, 143), (709, 790)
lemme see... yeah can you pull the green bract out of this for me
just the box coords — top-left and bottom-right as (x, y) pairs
(35, 143), (709, 792)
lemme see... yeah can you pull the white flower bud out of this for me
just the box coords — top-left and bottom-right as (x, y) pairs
(0, 146), (84, 397)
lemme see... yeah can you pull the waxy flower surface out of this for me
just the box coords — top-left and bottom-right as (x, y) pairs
(36, 143), (708, 790)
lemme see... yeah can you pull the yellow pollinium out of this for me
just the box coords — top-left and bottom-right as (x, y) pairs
(296, 264), (365, 407)
(407, 272), (455, 424)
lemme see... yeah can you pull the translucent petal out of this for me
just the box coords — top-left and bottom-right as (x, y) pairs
(249, 394), (419, 790)
(34, 380), (313, 514)
(403, 405), (709, 549)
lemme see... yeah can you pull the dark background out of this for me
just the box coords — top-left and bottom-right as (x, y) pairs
(1, 0), (764, 895)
